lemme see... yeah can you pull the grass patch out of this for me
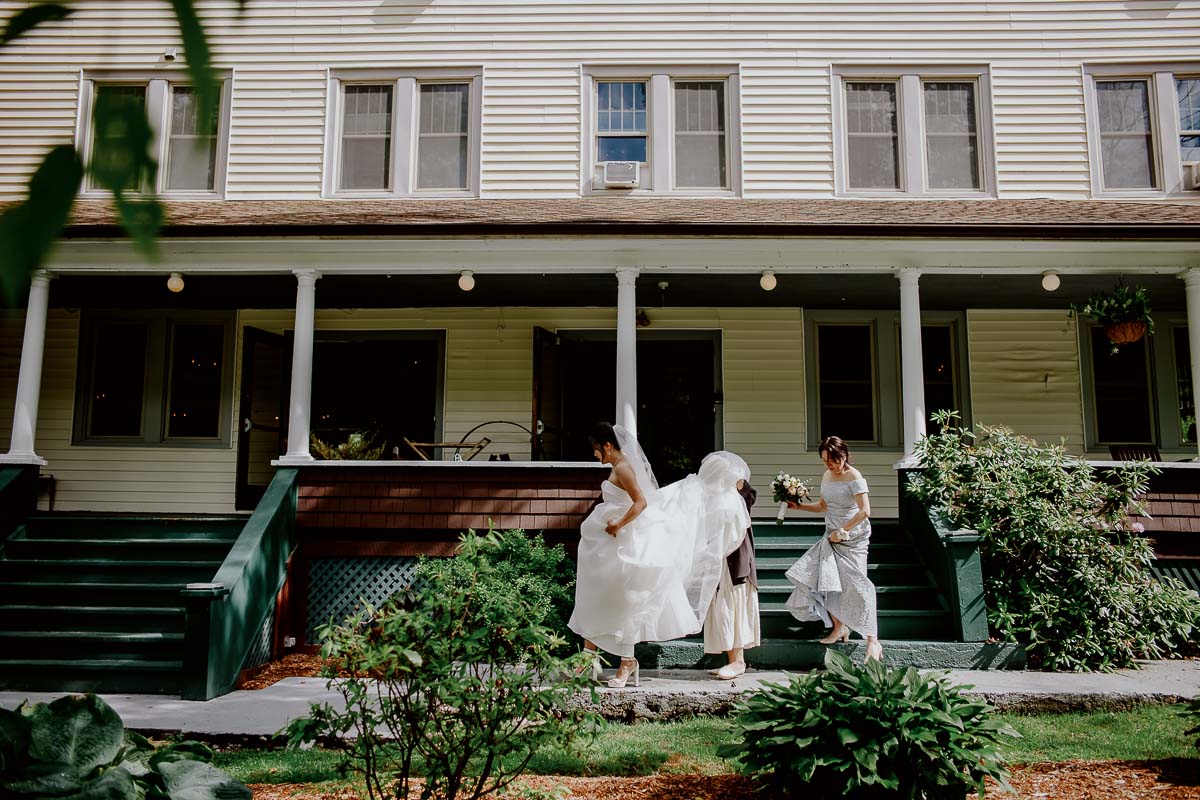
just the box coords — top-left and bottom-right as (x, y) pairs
(216, 705), (1197, 785)
(998, 704), (1196, 763)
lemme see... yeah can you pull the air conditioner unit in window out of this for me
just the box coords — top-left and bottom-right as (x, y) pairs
(602, 161), (640, 188)
(1185, 162), (1200, 190)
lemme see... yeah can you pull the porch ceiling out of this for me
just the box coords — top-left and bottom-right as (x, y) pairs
(47, 271), (1187, 311)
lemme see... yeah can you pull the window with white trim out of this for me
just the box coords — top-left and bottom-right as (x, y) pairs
(79, 73), (231, 197)
(583, 66), (740, 194)
(327, 70), (481, 197)
(1085, 65), (1200, 195)
(833, 67), (994, 196)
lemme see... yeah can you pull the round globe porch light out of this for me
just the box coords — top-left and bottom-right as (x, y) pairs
(1041, 270), (1060, 292)
(166, 272), (185, 293)
(458, 270), (475, 291)
(759, 270), (777, 291)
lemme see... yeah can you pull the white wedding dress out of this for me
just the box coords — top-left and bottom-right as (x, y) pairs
(568, 437), (751, 658)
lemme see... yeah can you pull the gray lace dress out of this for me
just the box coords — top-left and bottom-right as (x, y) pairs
(784, 475), (878, 638)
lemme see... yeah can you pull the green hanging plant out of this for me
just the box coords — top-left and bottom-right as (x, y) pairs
(1071, 281), (1155, 355)
(310, 431), (386, 460)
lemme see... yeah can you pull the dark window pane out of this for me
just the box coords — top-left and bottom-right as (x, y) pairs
(89, 323), (147, 437)
(1090, 327), (1153, 444)
(597, 136), (647, 162)
(845, 82), (899, 190)
(922, 325), (958, 432)
(89, 84), (148, 192)
(166, 324), (224, 438)
(1176, 326), (1195, 444)
(817, 324), (875, 442)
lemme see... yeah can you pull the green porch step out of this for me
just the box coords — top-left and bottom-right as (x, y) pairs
(755, 581), (945, 611)
(0, 604), (185, 633)
(5, 537), (235, 562)
(0, 512), (244, 695)
(0, 658), (182, 694)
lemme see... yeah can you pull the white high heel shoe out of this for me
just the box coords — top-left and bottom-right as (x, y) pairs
(607, 658), (640, 688)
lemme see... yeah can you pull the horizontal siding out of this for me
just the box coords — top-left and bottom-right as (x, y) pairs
(967, 309), (1086, 452)
(3, 1), (1200, 199)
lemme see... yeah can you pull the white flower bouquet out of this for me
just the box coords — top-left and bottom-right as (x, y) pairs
(771, 471), (812, 525)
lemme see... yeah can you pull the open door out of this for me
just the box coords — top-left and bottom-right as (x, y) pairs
(235, 327), (288, 510)
(532, 326), (562, 460)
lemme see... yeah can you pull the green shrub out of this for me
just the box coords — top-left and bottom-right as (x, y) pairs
(907, 415), (1200, 671)
(719, 650), (1017, 799)
(0, 694), (249, 800)
(413, 527), (576, 651)
(282, 529), (599, 800)
(310, 430), (386, 460)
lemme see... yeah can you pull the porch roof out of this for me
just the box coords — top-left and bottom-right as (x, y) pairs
(63, 198), (1200, 239)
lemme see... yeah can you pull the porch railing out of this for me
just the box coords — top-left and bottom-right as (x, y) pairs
(181, 467), (298, 701)
(897, 469), (990, 643)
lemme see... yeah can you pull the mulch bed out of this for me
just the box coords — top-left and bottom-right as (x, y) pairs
(248, 760), (1200, 799)
(239, 654), (332, 690)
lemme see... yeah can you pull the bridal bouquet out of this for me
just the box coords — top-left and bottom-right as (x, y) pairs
(771, 471), (811, 525)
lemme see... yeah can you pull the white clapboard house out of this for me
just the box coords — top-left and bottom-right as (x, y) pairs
(0, 0), (1197, 697)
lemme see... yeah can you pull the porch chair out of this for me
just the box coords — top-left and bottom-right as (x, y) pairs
(1108, 444), (1162, 462)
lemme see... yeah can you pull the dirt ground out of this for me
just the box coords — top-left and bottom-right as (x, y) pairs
(248, 759), (1200, 799)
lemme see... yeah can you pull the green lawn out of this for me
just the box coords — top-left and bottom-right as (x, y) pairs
(215, 705), (1198, 785)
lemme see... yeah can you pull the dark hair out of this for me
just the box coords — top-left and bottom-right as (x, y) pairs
(589, 421), (620, 451)
(817, 435), (851, 465)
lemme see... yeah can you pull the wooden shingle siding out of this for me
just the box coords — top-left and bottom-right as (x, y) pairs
(966, 310), (1086, 452)
(4, 1), (1200, 200)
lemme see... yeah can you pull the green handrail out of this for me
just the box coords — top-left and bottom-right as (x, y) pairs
(0, 466), (37, 546)
(898, 468), (989, 643)
(180, 468), (298, 700)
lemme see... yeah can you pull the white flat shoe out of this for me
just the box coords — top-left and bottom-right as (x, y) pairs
(716, 661), (746, 680)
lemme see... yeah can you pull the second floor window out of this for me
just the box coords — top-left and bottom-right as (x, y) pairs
(836, 68), (993, 196)
(1086, 66), (1200, 195)
(585, 67), (739, 194)
(328, 71), (481, 197)
(82, 74), (229, 196)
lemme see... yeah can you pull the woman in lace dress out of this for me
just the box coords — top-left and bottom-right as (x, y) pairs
(784, 436), (882, 662)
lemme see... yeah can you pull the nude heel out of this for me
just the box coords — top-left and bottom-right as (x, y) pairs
(818, 625), (849, 644)
(607, 658), (640, 688)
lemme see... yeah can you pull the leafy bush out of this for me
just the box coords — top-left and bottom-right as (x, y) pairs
(310, 431), (386, 460)
(719, 650), (1018, 799)
(0, 693), (249, 800)
(282, 529), (599, 800)
(413, 527), (576, 651)
(908, 415), (1200, 671)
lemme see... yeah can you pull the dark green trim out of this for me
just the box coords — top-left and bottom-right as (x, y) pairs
(181, 468), (298, 700)
(898, 468), (990, 643)
(0, 466), (37, 544)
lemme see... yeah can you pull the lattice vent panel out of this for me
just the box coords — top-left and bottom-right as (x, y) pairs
(241, 597), (276, 671)
(306, 557), (422, 643)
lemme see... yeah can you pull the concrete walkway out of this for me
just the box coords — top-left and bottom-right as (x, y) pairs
(0, 661), (1196, 739)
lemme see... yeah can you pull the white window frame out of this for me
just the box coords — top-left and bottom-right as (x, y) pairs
(581, 64), (742, 196)
(1084, 63), (1200, 197)
(76, 70), (233, 199)
(832, 65), (995, 198)
(324, 67), (482, 198)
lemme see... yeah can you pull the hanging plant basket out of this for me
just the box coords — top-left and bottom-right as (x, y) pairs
(1104, 320), (1148, 346)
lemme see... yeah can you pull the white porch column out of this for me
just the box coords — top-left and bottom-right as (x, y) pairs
(1185, 269), (1200, 459)
(1, 271), (52, 466)
(615, 268), (639, 437)
(897, 268), (927, 467)
(279, 269), (319, 464)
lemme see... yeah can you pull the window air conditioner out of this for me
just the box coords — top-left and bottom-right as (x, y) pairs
(602, 161), (640, 188)
(1185, 162), (1200, 190)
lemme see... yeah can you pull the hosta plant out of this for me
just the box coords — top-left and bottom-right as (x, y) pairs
(907, 413), (1200, 671)
(718, 650), (1018, 799)
(0, 693), (249, 800)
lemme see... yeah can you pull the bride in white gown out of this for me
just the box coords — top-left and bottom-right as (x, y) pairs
(568, 422), (750, 688)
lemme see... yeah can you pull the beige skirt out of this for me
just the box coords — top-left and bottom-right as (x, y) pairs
(703, 561), (761, 654)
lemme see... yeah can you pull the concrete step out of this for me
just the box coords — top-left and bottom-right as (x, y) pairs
(637, 638), (1026, 671)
